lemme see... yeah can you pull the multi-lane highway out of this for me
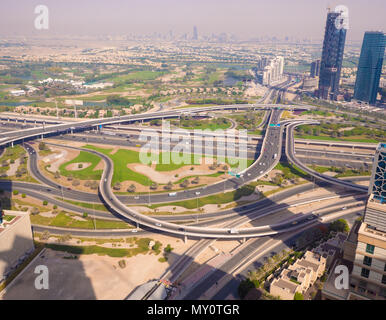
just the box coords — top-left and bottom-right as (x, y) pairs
(285, 121), (369, 193)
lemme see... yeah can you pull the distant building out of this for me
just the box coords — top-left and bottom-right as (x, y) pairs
(10, 90), (26, 97)
(193, 26), (198, 41)
(317, 9), (347, 100)
(353, 32), (385, 105)
(310, 59), (321, 78)
(257, 56), (285, 86)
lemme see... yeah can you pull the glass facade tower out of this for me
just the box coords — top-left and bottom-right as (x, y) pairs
(317, 11), (347, 100)
(354, 32), (385, 105)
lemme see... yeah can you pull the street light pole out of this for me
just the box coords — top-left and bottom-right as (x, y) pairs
(148, 178), (151, 206)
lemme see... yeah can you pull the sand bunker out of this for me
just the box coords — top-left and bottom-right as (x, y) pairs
(127, 162), (223, 184)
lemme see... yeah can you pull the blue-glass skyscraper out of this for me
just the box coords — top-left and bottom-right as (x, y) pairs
(365, 143), (386, 232)
(354, 32), (385, 105)
(317, 10), (347, 100)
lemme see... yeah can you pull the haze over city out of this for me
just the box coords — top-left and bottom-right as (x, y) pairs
(0, 0), (385, 41)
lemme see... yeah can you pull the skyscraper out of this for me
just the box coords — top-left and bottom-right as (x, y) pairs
(353, 32), (385, 105)
(322, 143), (386, 300)
(193, 26), (198, 40)
(317, 9), (347, 100)
(346, 143), (386, 300)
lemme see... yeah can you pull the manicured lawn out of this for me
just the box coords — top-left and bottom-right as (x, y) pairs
(84, 145), (154, 185)
(295, 135), (379, 144)
(84, 145), (253, 184)
(42, 238), (159, 258)
(30, 211), (131, 229)
(59, 151), (103, 180)
(3, 215), (15, 222)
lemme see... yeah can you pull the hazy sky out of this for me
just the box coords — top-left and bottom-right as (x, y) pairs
(1, 0), (385, 41)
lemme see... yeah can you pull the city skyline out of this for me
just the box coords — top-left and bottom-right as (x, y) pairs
(0, 0), (385, 42)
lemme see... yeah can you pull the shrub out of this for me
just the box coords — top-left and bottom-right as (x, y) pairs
(150, 182), (158, 190)
(180, 179), (189, 188)
(53, 205), (58, 209)
(72, 180), (80, 187)
(294, 292), (304, 300)
(90, 181), (98, 190)
(118, 259), (126, 269)
(164, 244), (173, 253)
(329, 219), (349, 233)
(31, 207), (39, 215)
(164, 181), (173, 190)
(13, 190), (19, 195)
(83, 212), (88, 218)
(21, 193), (26, 198)
(127, 184), (136, 193)
(78, 163), (83, 169)
(113, 182), (121, 190)
(38, 142), (47, 151)
(43, 200), (48, 206)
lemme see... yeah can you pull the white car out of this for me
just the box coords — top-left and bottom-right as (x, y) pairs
(195, 192), (201, 195)
(134, 196), (139, 200)
(156, 223), (162, 227)
(131, 229), (138, 233)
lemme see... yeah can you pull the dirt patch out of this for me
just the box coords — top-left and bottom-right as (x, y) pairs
(6, 159), (20, 176)
(127, 161), (226, 184)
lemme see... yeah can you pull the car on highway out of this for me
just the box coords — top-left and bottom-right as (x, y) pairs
(156, 223), (162, 227)
(195, 192), (200, 195)
(169, 192), (177, 197)
(131, 229), (138, 233)
(228, 228), (239, 234)
(134, 196), (139, 200)
(291, 221), (298, 225)
(341, 207), (347, 210)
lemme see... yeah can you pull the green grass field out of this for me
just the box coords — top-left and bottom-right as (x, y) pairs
(83, 145), (253, 185)
(59, 151), (103, 180)
(84, 145), (154, 185)
(295, 134), (379, 144)
(30, 211), (131, 229)
(44, 237), (157, 258)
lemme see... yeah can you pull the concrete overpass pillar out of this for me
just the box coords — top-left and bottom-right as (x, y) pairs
(7, 118), (9, 122)
(34, 120), (37, 127)
(183, 235), (187, 244)
(11, 141), (14, 148)
(41, 134), (44, 141)
(242, 237), (246, 244)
